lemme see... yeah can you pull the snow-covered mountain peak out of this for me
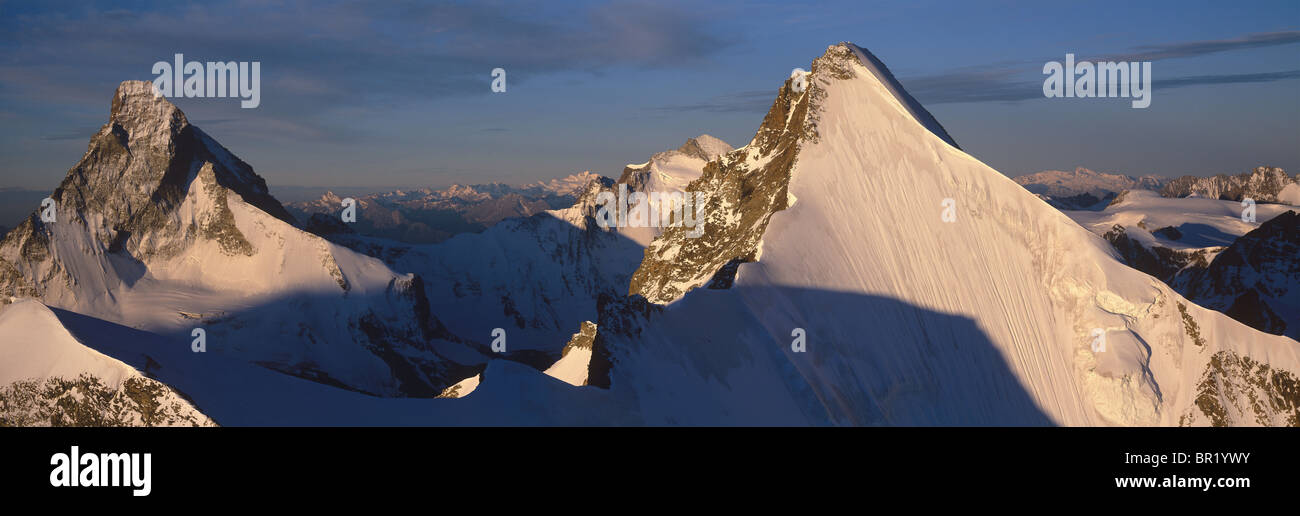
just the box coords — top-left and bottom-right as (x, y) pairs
(676, 135), (733, 162)
(840, 43), (960, 149)
(319, 190), (342, 204)
(522, 171), (604, 197)
(442, 183), (492, 201)
(1, 81), (480, 397)
(612, 41), (1300, 426)
(44, 81), (292, 241)
(631, 43), (895, 303)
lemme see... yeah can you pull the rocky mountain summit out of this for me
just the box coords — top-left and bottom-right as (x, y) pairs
(1161, 166), (1300, 204)
(0, 81), (481, 399)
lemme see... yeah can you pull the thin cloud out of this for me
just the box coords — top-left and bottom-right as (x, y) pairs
(903, 67), (1040, 104)
(652, 90), (775, 113)
(1099, 30), (1300, 62)
(901, 30), (1300, 105)
(40, 127), (99, 141)
(1155, 69), (1300, 90)
(0, 0), (733, 140)
(906, 69), (1300, 105)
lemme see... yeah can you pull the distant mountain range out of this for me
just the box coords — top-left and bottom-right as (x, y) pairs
(1015, 167), (1167, 202)
(1161, 166), (1300, 204)
(285, 172), (598, 244)
(283, 136), (737, 246)
(1014, 165), (1300, 210)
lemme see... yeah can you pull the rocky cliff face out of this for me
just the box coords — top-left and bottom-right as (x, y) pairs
(627, 53), (835, 304)
(1161, 166), (1298, 203)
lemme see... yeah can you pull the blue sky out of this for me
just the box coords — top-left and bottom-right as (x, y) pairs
(1, 0), (1297, 192)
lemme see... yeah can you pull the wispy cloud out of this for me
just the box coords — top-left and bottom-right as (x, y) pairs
(40, 127), (100, 141)
(649, 30), (1300, 111)
(1155, 69), (1300, 90)
(1098, 30), (1300, 62)
(906, 68), (1300, 105)
(191, 119), (239, 126)
(0, 0), (732, 139)
(901, 30), (1300, 105)
(902, 67), (1039, 104)
(651, 90), (775, 113)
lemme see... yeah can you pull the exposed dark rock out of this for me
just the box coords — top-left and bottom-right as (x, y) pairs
(1188, 350), (1300, 426)
(628, 44), (838, 304)
(1152, 225), (1183, 241)
(0, 373), (214, 427)
(1175, 211), (1299, 338)
(1039, 191), (1116, 211)
(1102, 224), (1212, 283)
